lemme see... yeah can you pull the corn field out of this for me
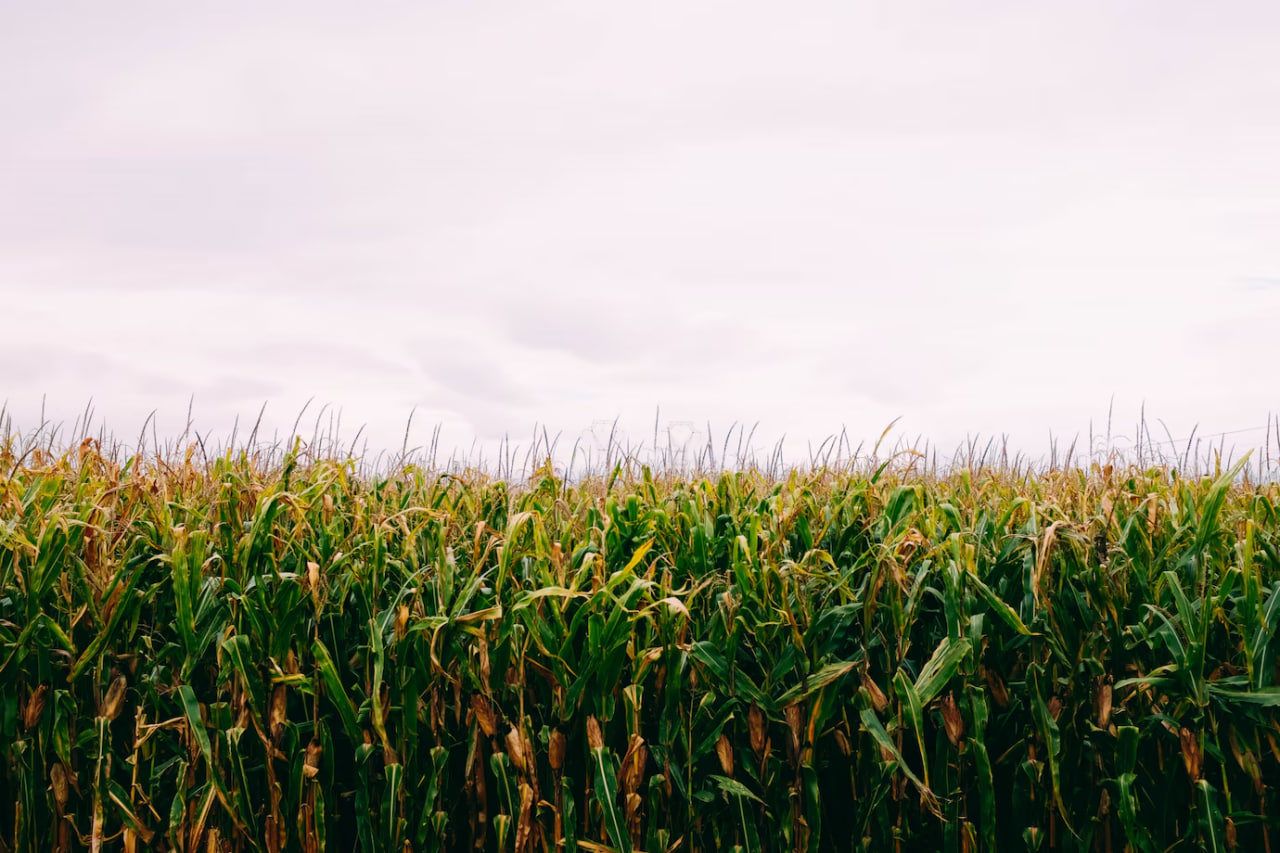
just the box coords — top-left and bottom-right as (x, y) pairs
(2, 439), (1279, 851)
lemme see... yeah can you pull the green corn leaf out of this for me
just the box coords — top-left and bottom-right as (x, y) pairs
(1195, 780), (1226, 853)
(589, 744), (632, 853)
(311, 638), (362, 742)
(913, 636), (971, 706)
(561, 776), (578, 852)
(965, 569), (1034, 636)
(859, 705), (935, 812)
(178, 685), (213, 764)
(778, 660), (857, 706)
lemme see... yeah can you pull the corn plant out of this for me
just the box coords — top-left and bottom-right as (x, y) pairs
(1, 439), (1278, 850)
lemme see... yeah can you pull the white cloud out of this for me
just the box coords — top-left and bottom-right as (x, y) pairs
(2, 1), (1278, 462)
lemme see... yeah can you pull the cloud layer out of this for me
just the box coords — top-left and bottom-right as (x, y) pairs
(3, 1), (1279, 458)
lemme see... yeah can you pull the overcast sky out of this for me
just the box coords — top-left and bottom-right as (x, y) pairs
(2, 1), (1278, 462)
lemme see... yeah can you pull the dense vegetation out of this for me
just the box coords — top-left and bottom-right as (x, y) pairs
(2, 439), (1278, 851)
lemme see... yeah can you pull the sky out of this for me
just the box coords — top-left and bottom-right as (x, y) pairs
(2, 1), (1279, 464)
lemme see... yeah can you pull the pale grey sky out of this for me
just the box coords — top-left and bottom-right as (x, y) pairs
(2, 1), (1278, 460)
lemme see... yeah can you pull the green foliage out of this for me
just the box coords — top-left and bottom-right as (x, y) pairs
(2, 445), (1279, 850)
